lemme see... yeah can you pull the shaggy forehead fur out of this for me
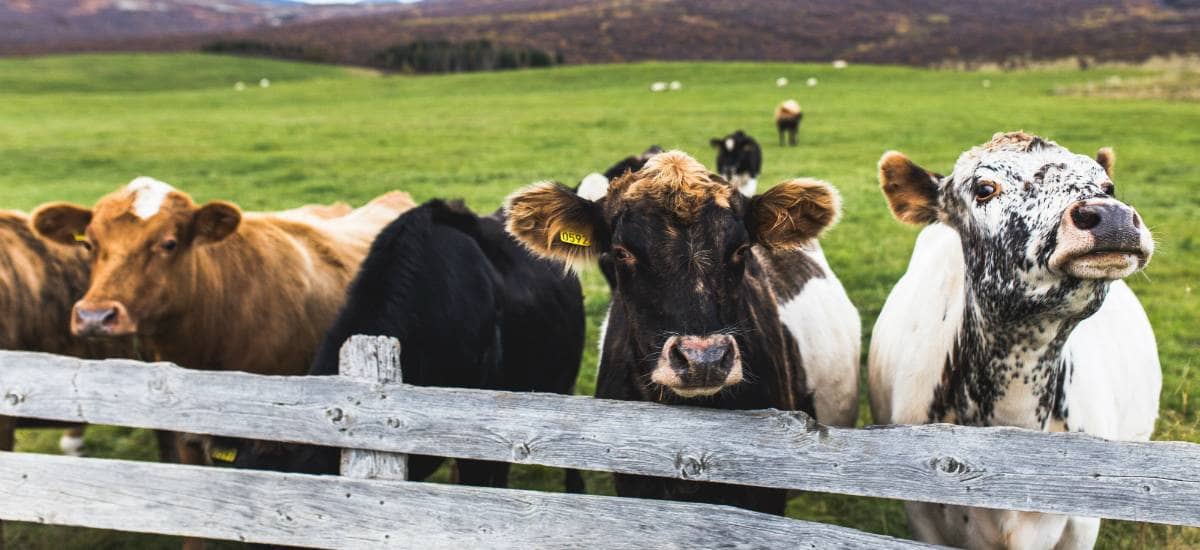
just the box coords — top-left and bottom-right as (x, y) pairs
(951, 131), (1108, 188)
(609, 150), (735, 221)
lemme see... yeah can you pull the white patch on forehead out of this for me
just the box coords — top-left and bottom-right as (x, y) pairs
(725, 138), (735, 152)
(126, 176), (175, 220)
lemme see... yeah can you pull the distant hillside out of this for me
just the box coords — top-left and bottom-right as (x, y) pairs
(0, 0), (407, 51)
(4, 0), (1200, 67)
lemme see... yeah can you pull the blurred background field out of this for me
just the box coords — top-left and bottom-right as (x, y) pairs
(0, 52), (1196, 548)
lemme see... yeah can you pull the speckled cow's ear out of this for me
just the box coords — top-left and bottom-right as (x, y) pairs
(878, 151), (941, 225)
(1096, 147), (1116, 178)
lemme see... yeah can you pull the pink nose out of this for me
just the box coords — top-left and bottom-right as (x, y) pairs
(71, 300), (136, 337)
(664, 334), (739, 387)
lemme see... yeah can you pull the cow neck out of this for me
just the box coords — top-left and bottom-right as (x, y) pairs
(937, 279), (1105, 431)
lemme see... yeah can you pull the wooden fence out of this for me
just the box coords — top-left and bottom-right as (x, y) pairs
(0, 335), (1197, 548)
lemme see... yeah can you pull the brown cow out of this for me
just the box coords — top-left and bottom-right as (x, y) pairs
(0, 210), (136, 548)
(31, 177), (411, 459)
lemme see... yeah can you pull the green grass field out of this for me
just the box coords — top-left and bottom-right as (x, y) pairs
(0, 53), (1196, 548)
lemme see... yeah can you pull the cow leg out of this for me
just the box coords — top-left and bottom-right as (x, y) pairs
(58, 425), (86, 457)
(778, 130), (785, 147)
(455, 459), (510, 488)
(0, 417), (11, 550)
(563, 469), (585, 494)
(155, 430), (179, 463)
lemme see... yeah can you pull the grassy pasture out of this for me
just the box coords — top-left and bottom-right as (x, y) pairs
(0, 53), (1196, 548)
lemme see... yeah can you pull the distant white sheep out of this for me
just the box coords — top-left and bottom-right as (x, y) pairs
(234, 81), (246, 91)
(669, 80), (682, 91)
(806, 77), (818, 87)
(832, 59), (848, 69)
(260, 78), (271, 88)
(776, 77), (789, 87)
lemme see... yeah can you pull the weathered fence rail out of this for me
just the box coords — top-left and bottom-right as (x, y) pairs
(0, 335), (1197, 547)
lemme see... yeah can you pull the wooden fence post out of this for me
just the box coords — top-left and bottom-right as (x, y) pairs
(338, 336), (408, 481)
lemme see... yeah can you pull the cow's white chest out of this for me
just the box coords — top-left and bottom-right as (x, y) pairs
(729, 175), (757, 197)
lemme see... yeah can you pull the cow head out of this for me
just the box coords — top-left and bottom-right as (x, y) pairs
(879, 131), (1153, 320)
(32, 177), (241, 338)
(507, 151), (838, 399)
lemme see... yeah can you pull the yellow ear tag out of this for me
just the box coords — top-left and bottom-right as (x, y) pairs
(210, 446), (238, 463)
(558, 230), (591, 247)
(73, 233), (87, 242)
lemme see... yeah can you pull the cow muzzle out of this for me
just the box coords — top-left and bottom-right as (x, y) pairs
(71, 300), (137, 337)
(1050, 199), (1153, 280)
(651, 334), (743, 398)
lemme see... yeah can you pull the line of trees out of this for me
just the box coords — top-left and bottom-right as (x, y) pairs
(201, 40), (318, 62)
(372, 40), (563, 73)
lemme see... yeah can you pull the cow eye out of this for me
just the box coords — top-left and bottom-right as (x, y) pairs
(79, 241), (93, 252)
(161, 238), (178, 252)
(611, 246), (635, 264)
(731, 244), (752, 263)
(974, 181), (1001, 202)
(1101, 181), (1116, 196)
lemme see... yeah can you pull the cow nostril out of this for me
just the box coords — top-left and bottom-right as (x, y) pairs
(669, 344), (689, 370)
(1071, 205), (1102, 231)
(101, 308), (118, 325)
(1131, 212), (1141, 229)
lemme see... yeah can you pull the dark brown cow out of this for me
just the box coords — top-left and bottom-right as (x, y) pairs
(31, 178), (411, 470)
(505, 151), (859, 514)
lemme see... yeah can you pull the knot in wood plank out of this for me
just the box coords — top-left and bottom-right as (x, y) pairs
(674, 451), (711, 480)
(931, 456), (971, 476)
(325, 407), (345, 423)
(511, 442), (532, 462)
(3, 391), (24, 406)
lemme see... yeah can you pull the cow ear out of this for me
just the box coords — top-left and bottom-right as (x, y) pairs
(192, 201), (241, 245)
(505, 181), (606, 270)
(1096, 147), (1115, 177)
(746, 179), (840, 249)
(31, 203), (93, 246)
(878, 151), (941, 225)
(709, 138), (723, 149)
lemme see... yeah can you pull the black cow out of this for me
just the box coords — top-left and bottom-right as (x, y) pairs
(709, 131), (762, 196)
(216, 200), (585, 491)
(505, 151), (859, 515)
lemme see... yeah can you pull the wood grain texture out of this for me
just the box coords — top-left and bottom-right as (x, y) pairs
(0, 452), (929, 549)
(339, 336), (408, 481)
(0, 349), (1198, 526)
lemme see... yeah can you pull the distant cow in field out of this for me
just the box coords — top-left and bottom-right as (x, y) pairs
(576, 145), (665, 201)
(217, 200), (586, 492)
(31, 178), (412, 470)
(869, 132), (1159, 548)
(775, 99), (803, 146)
(710, 131), (762, 196)
(506, 151), (860, 514)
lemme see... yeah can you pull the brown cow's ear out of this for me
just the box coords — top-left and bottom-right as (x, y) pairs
(1096, 147), (1116, 177)
(878, 151), (941, 225)
(747, 178), (841, 249)
(31, 203), (93, 246)
(192, 201), (241, 245)
(505, 181), (606, 271)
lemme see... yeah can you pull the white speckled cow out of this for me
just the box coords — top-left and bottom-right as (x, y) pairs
(869, 132), (1160, 549)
